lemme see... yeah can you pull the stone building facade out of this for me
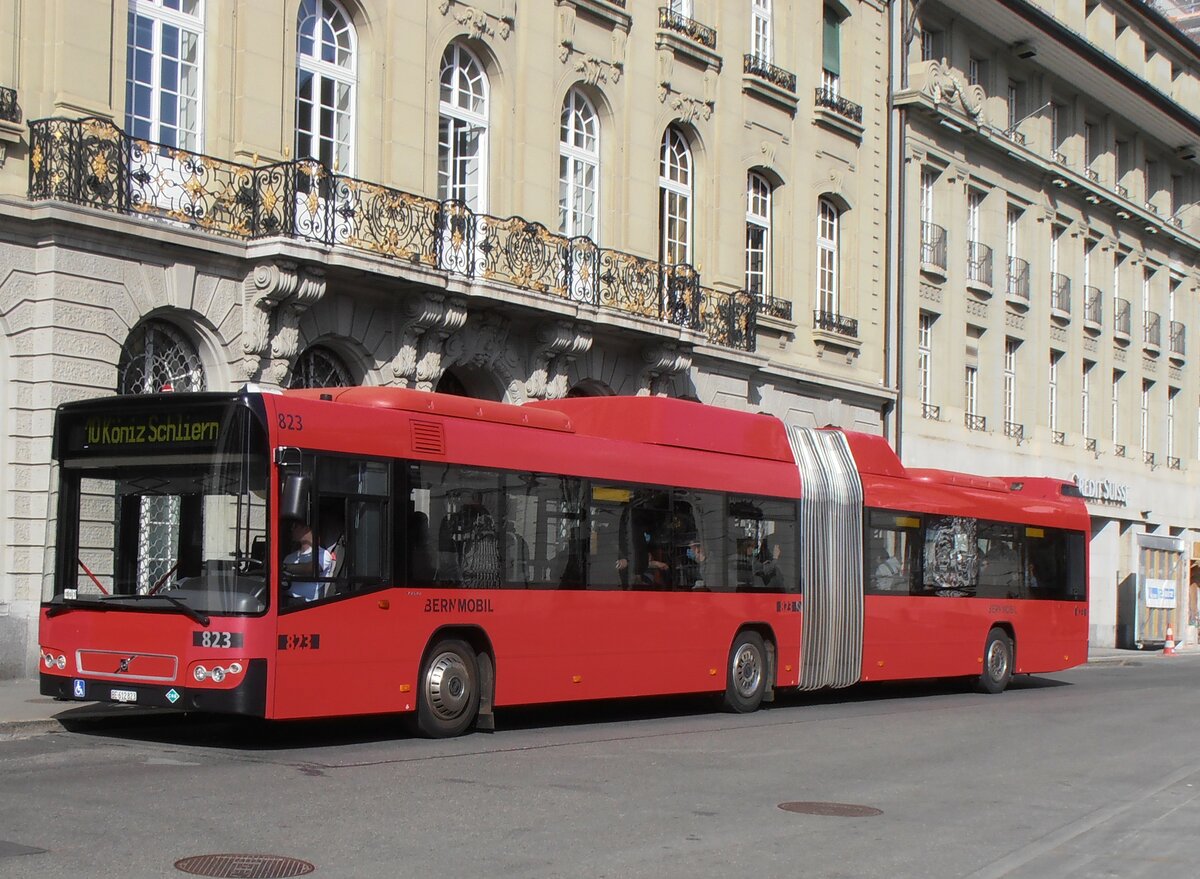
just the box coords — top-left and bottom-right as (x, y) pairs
(0, 0), (891, 677)
(893, 0), (1200, 648)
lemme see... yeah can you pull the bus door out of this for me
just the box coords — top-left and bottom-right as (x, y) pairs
(786, 426), (864, 690)
(273, 453), (401, 719)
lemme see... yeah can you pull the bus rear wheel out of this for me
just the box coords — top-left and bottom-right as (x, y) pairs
(416, 639), (480, 738)
(976, 628), (1014, 694)
(723, 631), (768, 713)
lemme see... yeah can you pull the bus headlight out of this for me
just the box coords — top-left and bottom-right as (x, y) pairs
(43, 651), (54, 669)
(55, 655), (67, 670)
(193, 665), (208, 682)
(210, 666), (226, 683)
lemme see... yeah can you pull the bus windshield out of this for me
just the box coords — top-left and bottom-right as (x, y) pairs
(49, 398), (270, 616)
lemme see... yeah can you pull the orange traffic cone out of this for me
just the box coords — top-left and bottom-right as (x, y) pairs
(1164, 625), (1176, 657)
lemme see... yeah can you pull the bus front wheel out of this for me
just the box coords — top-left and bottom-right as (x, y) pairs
(416, 639), (480, 738)
(723, 631), (768, 713)
(976, 628), (1014, 694)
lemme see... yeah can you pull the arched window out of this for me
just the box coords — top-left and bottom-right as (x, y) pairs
(559, 88), (600, 241)
(659, 127), (693, 266)
(295, 0), (356, 173)
(816, 197), (840, 315)
(438, 43), (489, 211)
(125, 0), (204, 150)
(117, 319), (206, 395)
(745, 172), (772, 298)
(290, 345), (353, 388)
(116, 319), (206, 594)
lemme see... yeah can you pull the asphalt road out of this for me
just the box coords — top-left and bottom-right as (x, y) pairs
(1, 659), (1197, 879)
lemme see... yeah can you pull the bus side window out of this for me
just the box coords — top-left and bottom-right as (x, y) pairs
(728, 497), (797, 594)
(922, 515), (977, 597)
(977, 521), (1021, 599)
(864, 509), (919, 595)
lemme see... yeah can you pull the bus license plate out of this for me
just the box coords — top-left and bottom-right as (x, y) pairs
(110, 689), (137, 703)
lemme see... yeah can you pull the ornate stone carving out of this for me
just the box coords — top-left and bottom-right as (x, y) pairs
(639, 342), (692, 396)
(1005, 312), (1026, 330)
(241, 262), (326, 385)
(668, 93), (713, 123)
(527, 320), (593, 400)
(441, 1), (513, 39)
(966, 300), (988, 318)
(391, 293), (469, 390)
(919, 282), (942, 303)
(914, 59), (985, 120)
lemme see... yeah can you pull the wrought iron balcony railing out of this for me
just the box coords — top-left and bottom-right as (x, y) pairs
(1114, 298), (1131, 338)
(1052, 430), (1066, 445)
(658, 6), (716, 48)
(0, 86), (18, 124)
(1085, 167), (1099, 182)
(1084, 286), (1103, 326)
(965, 413), (987, 431)
(1005, 421), (1024, 442)
(1006, 256), (1030, 301)
(743, 54), (796, 92)
(814, 86), (863, 124)
(1050, 273), (1071, 314)
(1114, 443), (1127, 457)
(1143, 310), (1161, 348)
(1115, 182), (1129, 198)
(1168, 456), (1181, 470)
(920, 222), (947, 271)
(759, 294), (793, 321)
(812, 310), (859, 338)
(967, 240), (993, 287)
(922, 403), (940, 420)
(1051, 149), (1067, 165)
(1170, 320), (1186, 357)
(1085, 437), (1098, 453)
(1144, 450), (1156, 467)
(27, 116), (758, 351)
(1001, 128), (1026, 146)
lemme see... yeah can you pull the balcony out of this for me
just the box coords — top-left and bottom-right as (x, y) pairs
(920, 222), (947, 275)
(1168, 456), (1181, 470)
(1115, 183), (1130, 199)
(812, 310), (859, 338)
(759, 294), (793, 322)
(0, 86), (18, 123)
(966, 241), (993, 292)
(1085, 167), (1100, 183)
(1114, 443), (1127, 458)
(1085, 438), (1098, 453)
(1051, 149), (1067, 165)
(1006, 256), (1030, 307)
(1050, 273), (1071, 321)
(1004, 421), (1025, 442)
(1083, 286), (1103, 332)
(657, 6), (716, 49)
(813, 85), (863, 125)
(1114, 298), (1131, 343)
(922, 403), (941, 420)
(1144, 450), (1156, 467)
(1143, 310), (1161, 354)
(1170, 320), (1186, 363)
(28, 116), (758, 352)
(1052, 430), (1066, 445)
(965, 413), (987, 431)
(742, 55), (798, 111)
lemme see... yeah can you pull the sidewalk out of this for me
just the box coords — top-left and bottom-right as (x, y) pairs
(2, 645), (1195, 739)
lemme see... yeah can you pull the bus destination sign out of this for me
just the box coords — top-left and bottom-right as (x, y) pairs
(63, 411), (224, 455)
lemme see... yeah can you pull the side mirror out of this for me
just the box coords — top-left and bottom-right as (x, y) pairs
(280, 473), (311, 524)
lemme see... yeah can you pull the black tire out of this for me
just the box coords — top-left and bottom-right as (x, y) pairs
(416, 639), (480, 738)
(723, 631), (768, 713)
(977, 627), (1014, 694)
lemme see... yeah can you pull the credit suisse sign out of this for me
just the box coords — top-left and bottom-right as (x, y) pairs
(1071, 474), (1130, 506)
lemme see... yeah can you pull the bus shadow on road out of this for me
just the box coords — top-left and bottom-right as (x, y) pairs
(55, 673), (1073, 751)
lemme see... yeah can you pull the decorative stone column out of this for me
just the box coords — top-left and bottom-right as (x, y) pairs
(391, 292), (469, 390)
(241, 262), (326, 387)
(526, 320), (593, 400)
(639, 341), (692, 396)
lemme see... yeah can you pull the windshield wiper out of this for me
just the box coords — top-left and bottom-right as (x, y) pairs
(49, 594), (210, 627)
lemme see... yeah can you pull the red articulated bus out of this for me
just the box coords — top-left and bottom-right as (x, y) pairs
(40, 388), (1089, 737)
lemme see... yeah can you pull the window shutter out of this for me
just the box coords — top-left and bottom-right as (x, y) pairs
(823, 8), (841, 76)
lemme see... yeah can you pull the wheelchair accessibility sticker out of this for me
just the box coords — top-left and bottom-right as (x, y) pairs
(73, 679), (86, 698)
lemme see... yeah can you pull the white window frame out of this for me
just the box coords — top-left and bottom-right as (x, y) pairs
(918, 313), (934, 407)
(751, 0), (773, 62)
(1081, 361), (1092, 439)
(1112, 370), (1122, 443)
(816, 197), (840, 315)
(559, 88), (600, 241)
(295, 0), (357, 174)
(125, 0), (204, 151)
(745, 172), (772, 298)
(965, 365), (979, 417)
(659, 127), (693, 266)
(439, 42), (490, 211)
(1141, 380), (1152, 453)
(1048, 351), (1060, 431)
(1167, 388), (1177, 460)
(1004, 338), (1019, 425)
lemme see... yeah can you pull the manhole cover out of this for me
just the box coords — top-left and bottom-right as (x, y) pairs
(174, 854), (315, 877)
(778, 801), (883, 817)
